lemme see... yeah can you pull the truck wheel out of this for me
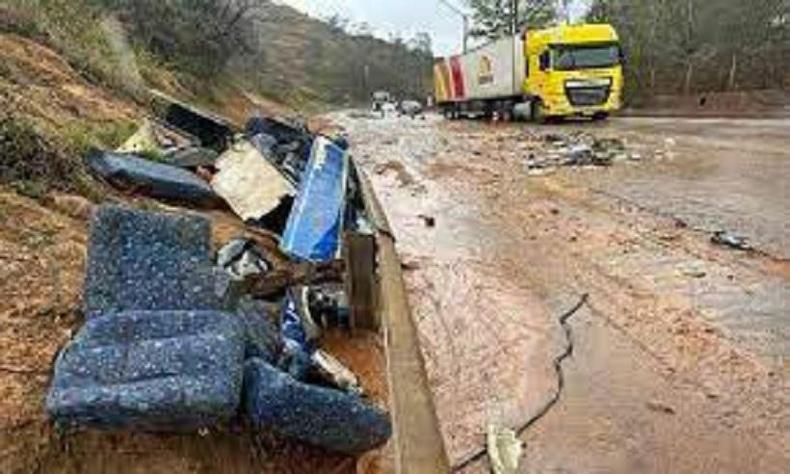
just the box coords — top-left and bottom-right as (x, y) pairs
(500, 102), (514, 122)
(531, 100), (547, 124)
(592, 112), (609, 122)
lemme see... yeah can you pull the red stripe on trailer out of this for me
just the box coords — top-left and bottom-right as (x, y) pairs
(450, 56), (465, 100)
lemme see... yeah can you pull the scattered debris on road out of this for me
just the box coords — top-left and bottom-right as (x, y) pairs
(711, 230), (753, 251)
(524, 131), (666, 175)
(418, 214), (436, 228)
(646, 400), (676, 415)
(528, 132), (632, 171)
(399, 100), (424, 119)
(486, 425), (524, 474)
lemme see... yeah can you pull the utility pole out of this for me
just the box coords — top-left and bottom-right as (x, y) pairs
(512, 0), (519, 34)
(438, 0), (469, 53)
(511, 0), (520, 95)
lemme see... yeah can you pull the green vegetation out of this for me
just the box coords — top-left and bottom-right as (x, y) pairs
(0, 112), (132, 200)
(466, 0), (556, 39)
(464, 0), (789, 99)
(61, 121), (137, 156)
(0, 0), (435, 202)
(588, 0), (790, 97)
(1, 0), (144, 97)
(2, 0), (434, 106)
(0, 115), (77, 199)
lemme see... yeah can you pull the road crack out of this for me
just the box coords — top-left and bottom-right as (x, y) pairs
(451, 293), (590, 472)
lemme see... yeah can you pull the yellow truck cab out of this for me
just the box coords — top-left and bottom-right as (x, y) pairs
(525, 24), (624, 120)
(434, 23), (624, 121)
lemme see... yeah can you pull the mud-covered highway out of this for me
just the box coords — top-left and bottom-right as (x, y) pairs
(333, 113), (790, 473)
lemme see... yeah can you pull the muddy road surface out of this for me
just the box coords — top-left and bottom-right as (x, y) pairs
(334, 113), (790, 473)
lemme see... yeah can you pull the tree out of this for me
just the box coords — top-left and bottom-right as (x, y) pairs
(587, 0), (790, 99)
(467, 0), (556, 39)
(325, 14), (350, 35)
(410, 32), (433, 56)
(98, 0), (264, 77)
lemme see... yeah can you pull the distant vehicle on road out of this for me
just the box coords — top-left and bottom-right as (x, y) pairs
(434, 23), (624, 122)
(399, 100), (424, 118)
(371, 91), (392, 113)
(380, 102), (397, 115)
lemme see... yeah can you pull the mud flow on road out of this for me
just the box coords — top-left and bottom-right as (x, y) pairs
(333, 113), (790, 473)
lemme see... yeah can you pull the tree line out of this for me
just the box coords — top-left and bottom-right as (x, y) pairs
(5, 0), (432, 105)
(589, 0), (790, 98)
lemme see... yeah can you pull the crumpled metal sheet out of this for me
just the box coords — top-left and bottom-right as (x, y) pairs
(211, 141), (296, 222)
(281, 136), (349, 262)
(216, 238), (271, 282)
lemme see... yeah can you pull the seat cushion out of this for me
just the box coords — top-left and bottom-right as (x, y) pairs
(47, 310), (245, 431)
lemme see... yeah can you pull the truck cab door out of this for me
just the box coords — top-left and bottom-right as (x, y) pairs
(535, 50), (550, 94)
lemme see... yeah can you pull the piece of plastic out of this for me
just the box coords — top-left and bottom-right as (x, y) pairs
(281, 137), (349, 262)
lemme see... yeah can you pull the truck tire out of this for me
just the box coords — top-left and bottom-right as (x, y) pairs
(500, 102), (514, 122)
(531, 100), (547, 124)
(592, 112), (609, 122)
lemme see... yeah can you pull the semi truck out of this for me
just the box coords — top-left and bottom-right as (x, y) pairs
(434, 23), (624, 121)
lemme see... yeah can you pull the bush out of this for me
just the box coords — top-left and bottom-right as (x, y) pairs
(0, 114), (108, 200)
(97, 0), (260, 79)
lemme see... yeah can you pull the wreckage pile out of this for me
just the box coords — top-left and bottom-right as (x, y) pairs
(526, 131), (640, 174)
(46, 92), (391, 455)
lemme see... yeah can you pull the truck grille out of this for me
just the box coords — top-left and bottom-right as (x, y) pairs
(566, 87), (611, 107)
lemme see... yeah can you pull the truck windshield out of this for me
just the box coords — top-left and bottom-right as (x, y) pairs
(552, 44), (621, 71)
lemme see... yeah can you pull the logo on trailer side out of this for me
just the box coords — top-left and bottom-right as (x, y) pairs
(478, 56), (494, 85)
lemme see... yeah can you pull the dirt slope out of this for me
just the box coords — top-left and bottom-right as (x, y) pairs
(0, 33), (390, 474)
(0, 33), (139, 138)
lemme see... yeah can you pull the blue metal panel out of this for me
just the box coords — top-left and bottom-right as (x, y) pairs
(281, 137), (349, 262)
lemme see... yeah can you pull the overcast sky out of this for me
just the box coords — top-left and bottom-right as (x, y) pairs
(278, 1), (591, 56)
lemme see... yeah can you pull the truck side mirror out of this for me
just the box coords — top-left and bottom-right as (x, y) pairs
(539, 51), (550, 71)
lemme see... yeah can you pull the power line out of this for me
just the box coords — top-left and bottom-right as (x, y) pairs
(437, 0), (467, 17)
(437, 0), (470, 53)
